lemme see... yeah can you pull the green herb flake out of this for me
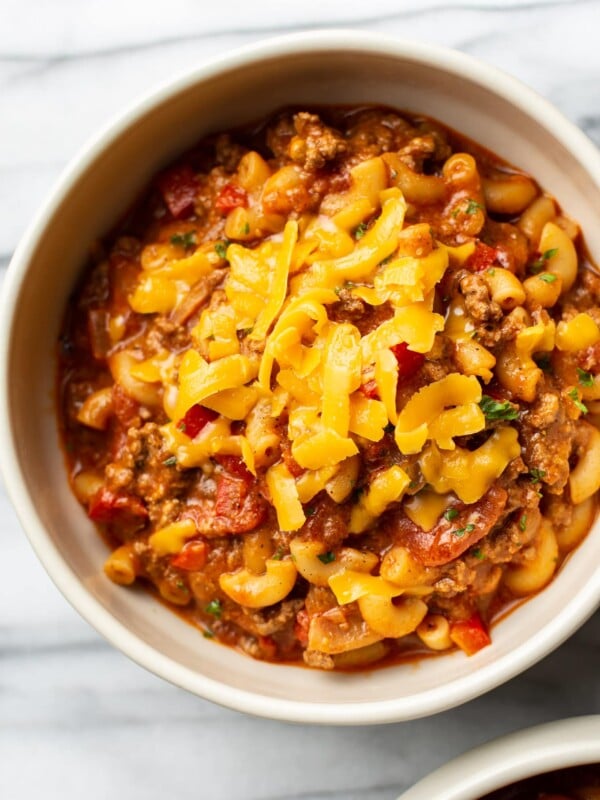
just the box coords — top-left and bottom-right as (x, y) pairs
(203, 630), (215, 639)
(170, 231), (197, 249)
(487, 268), (496, 276)
(177, 422), (187, 433)
(472, 548), (485, 560)
(354, 222), (368, 240)
(305, 506), (316, 517)
(271, 547), (285, 561)
(529, 468), (546, 483)
(519, 514), (527, 532)
(242, 222), (250, 235)
(317, 551), (336, 565)
(205, 599), (222, 619)
(175, 580), (187, 591)
(163, 456), (177, 467)
(530, 248), (558, 274)
(568, 387), (588, 414)
(465, 199), (484, 215)
(454, 522), (475, 538)
(443, 508), (459, 522)
(539, 272), (557, 284)
(215, 240), (229, 260)
(578, 368), (594, 388)
(479, 395), (519, 421)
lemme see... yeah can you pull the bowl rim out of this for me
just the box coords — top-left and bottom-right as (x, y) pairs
(3, 29), (600, 725)
(397, 715), (600, 799)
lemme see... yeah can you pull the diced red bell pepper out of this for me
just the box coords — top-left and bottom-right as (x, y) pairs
(88, 487), (147, 524)
(467, 242), (497, 272)
(172, 539), (208, 571)
(450, 613), (492, 656)
(157, 164), (198, 218)
(294, 609), (310, 647)
(215, 183), (248, 214)
(177, 404), (218, 439)
(360, 378), (380, 399)
(390, 342), (425, 381)
(216, 454), (253, 481)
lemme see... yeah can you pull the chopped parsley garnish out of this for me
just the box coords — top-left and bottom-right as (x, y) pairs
(577, 368), (594, 388)
(519, 514), (527, 532)
(479, 395), (519, 421)
(317, 551), (336, 565)
(175, 580), (187, 590)
(271, 547), (285, 561)
(203, 630), (215, 639)
(529, 468), (546, 483)
(472, 548), (485, 560)
(215, 240), (230, 260)
(242, 222), (250, 235)
(487, 268), (496, 276)
(177, 421), (187, 433)
(465, 199), (484, 215)
(568, 387), (588, 414)
(163, 456), (177, 467)
(354, 222), (368, 240)
(205, 599), (222, 619)
(443, 508), (459, 522)
(530, 248), (558, 274)
(454, 523), (475, 538)
(240, 326), (254, 337)
(539, 273), (557, 283)
(170, 231), (197, 249)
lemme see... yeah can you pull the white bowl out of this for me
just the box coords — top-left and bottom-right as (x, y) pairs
(3, 31), (600, 725)
(398, 715), (600, 799)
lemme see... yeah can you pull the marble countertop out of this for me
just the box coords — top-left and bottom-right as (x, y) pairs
(2, 2), (600, 798)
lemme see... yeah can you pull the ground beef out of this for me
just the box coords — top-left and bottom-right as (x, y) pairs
(519, 398), (575, 493)
(231, 599), (304, 637)
(299, 494), (349, 550)
(105, 423), (193, 527)
(459, 271), (502, 324)
(290, 112), (347, 171)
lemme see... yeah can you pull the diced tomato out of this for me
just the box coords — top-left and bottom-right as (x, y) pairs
(467, 242), (497, 272)
(112, 384), (140, 427)
(390, 342), (425, 381)
(215, 183), (248, 214)
(88, 487), (147, 525)
(450, 614), (491, 656)
(216, 454), (253, 482)
(210, 472), (267, 533)
(178, 404), (218, 439)
(172, 539), (208, 571)
(294, 609), (310, 647)
(215, 475), (247, 517)
(157, 164), (198, 218)
(360, 378), (380, 399)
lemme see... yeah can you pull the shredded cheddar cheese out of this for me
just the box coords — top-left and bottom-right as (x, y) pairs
(124, 167), (524, 541)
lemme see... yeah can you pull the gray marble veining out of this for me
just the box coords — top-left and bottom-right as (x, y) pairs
(2, 2), (600, 798)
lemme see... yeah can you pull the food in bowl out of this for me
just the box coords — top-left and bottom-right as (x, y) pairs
(58, 104), (600, 670)
(479, 763), (600, 799)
